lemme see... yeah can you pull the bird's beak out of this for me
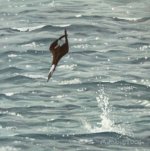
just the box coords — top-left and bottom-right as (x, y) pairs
(47, 64), (55, 82)
(47, 72), (52, 82)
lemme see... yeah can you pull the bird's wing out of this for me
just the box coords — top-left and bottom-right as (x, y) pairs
(49, 39), (58, 55)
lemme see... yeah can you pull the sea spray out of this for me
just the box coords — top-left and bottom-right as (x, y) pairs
(96, 90), (114, 131)
(83, 88), (126, 135)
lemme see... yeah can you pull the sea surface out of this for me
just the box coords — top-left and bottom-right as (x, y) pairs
(0, 0), (150, 151)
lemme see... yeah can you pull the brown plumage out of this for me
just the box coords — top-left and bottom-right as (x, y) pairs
(47, 29), (69, 82)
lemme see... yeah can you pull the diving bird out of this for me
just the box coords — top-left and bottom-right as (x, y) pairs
(47, 29), (69, 82)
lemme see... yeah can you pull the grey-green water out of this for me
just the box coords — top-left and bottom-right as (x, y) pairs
(0, 0), (150, 150)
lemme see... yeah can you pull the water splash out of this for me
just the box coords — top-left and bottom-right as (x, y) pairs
(96, 91), (114, 131)
(84, 89), (126, 135)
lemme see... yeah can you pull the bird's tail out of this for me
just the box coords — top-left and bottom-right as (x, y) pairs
(64, 28), (67, 35)
(47, 64), (55, 82)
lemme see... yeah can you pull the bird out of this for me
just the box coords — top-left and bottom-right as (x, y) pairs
(47, 29), (69, 82)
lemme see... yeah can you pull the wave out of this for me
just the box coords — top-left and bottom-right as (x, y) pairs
(0, 109), (23, 118)
(15, 131), (146, 146)
(1, 50), (19, 55)
(0, 24), (69, 33)
(15, 132), (123, 140)
(58, 64), (77, 70)
(3, 23), (115, 36)
(0, 93), (10, 99)
(110, 80), (149, 89)
(0, 92), (24, 101)
(138, 100), (150, 107)
(0, 67), (22, 74)
(37, 24), (99, 32)
(129, 42), (150, 48)
(35, 24), (71, 32)
(23, 74), (46, 79)
(130, 57), (150, 64)
(0, 49), (48, 58)
(0, 27), (20, 33)
(52, 24), (71, 28)
(12, 25), (46, 32)
(24, 49), (48, 55)
(52, 80), (150, 94)
(67, 14), (150, 24)
(67, 14), (106, 19)
(68, 80), (150, 90)
(11, 24), (71, 32)
(59, 78), (81, 85)
(2, 75), (34, 83)
(69, 24), (116, 34)
(9, 24), (104, 33)
(114, 104), (146, 110)
(112, 17), (150, 23)
(0, 146), (19, 151)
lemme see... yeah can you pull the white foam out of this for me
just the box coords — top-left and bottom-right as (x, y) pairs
(53, 24), (71, 27)
(25, 74), (46, 79)
(58, 64), (77, 70)
(114, 17), (141, 21)
(25, 65), (31, 68)
(12, 25), (45, 32)
(0, 110), (23, 118)
(0, 146), (19, 151)
(75, 14), (82, 18)
(138, 100), (150, 107)
(14, 72), (47, 80)
(50, 94), (67, 99)
(5, 92), (14, 96)
(59, 78), (81, 85)
(22, 42), (37, 48)
(8, 54), (17, 58)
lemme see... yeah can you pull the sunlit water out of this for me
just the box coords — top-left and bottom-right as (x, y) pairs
(0, 0), (150, 150)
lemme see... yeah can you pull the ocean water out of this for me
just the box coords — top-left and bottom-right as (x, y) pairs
(0, 0), (150, 150)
